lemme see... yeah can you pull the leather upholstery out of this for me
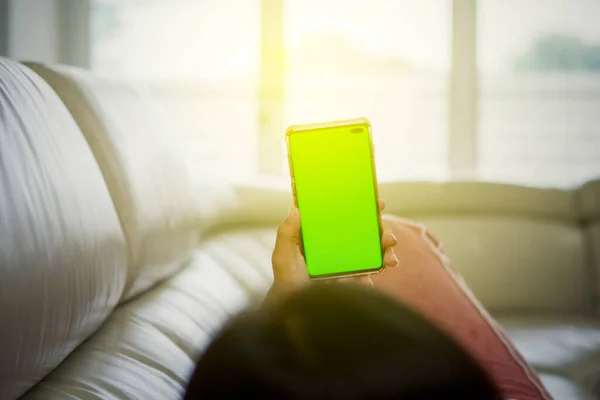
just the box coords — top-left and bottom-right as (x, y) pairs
(375, 182), (589, 313)
(579, 180), (600, 220)
(579, 180), (600, 315)
(21, 228), (275, 400)
(200, 182), (293, 234)
(378, 181), (577, 220)
(26, 63), (233, 301)
(414, 217), (588, 314)
(589, 224), (600, 315)
(0, 59), (127, 399)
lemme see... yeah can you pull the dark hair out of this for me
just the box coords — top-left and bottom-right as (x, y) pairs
(185, 283), (500, 399)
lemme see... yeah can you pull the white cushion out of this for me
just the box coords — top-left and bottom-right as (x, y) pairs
(0, 58), (127, 399)
(416, 217), (587, 314)
(22, 228), (274, 400)
(27, 63), (234, 301)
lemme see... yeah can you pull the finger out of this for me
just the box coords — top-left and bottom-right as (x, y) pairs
(384, 247), (399, 267)
(336, 275), (371, 286)
(381, 222), (397, 248)
(271, 207), (301, 273)
(378, 199), (386, 212)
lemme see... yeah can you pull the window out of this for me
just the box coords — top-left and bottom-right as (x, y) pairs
(284, 0), (451, 181)
(478, 0), (600, 187)
(91, 0), (261, 181)
(90, 0), (600, 187)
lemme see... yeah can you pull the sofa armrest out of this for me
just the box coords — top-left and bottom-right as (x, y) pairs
(198, 180), (292, 236)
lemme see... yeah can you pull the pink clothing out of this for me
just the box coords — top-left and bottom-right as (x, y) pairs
(372, 215), (553, 400)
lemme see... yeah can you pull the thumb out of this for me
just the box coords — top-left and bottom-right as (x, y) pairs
(272, 207), (301, 273)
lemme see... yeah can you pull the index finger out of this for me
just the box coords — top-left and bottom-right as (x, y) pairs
(271, 208), (301, 274)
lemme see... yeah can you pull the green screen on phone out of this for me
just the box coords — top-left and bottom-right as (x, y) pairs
(287, 122), (383, 278)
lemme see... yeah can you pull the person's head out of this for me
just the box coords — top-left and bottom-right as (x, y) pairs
(185, 283), (500, 399)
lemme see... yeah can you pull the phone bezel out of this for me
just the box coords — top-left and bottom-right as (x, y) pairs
(286, 117), (385, 280)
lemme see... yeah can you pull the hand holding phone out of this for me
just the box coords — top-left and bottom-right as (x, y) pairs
(287, 118), (396, 280)
(265, 118), (400, 305)
(265, 199), (399, 306)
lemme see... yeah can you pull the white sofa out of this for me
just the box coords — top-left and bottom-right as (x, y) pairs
(1, 57), (599, 400)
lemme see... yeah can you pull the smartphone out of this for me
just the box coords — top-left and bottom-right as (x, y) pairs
(286, 118), (384, 280)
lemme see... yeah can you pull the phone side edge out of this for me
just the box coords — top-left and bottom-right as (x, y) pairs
(287, 117), (371, 134)
(285, 130), (306, 260)
(366, 120), (385, 277)
(309, 265), (386, 281)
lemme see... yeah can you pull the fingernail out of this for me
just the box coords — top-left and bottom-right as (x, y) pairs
(393, 254), (400, 266)
(287, 207), (298, 221)
(391, 233), (397, 245)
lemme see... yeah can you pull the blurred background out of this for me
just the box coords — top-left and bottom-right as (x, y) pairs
(1, 0), (599, 187)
